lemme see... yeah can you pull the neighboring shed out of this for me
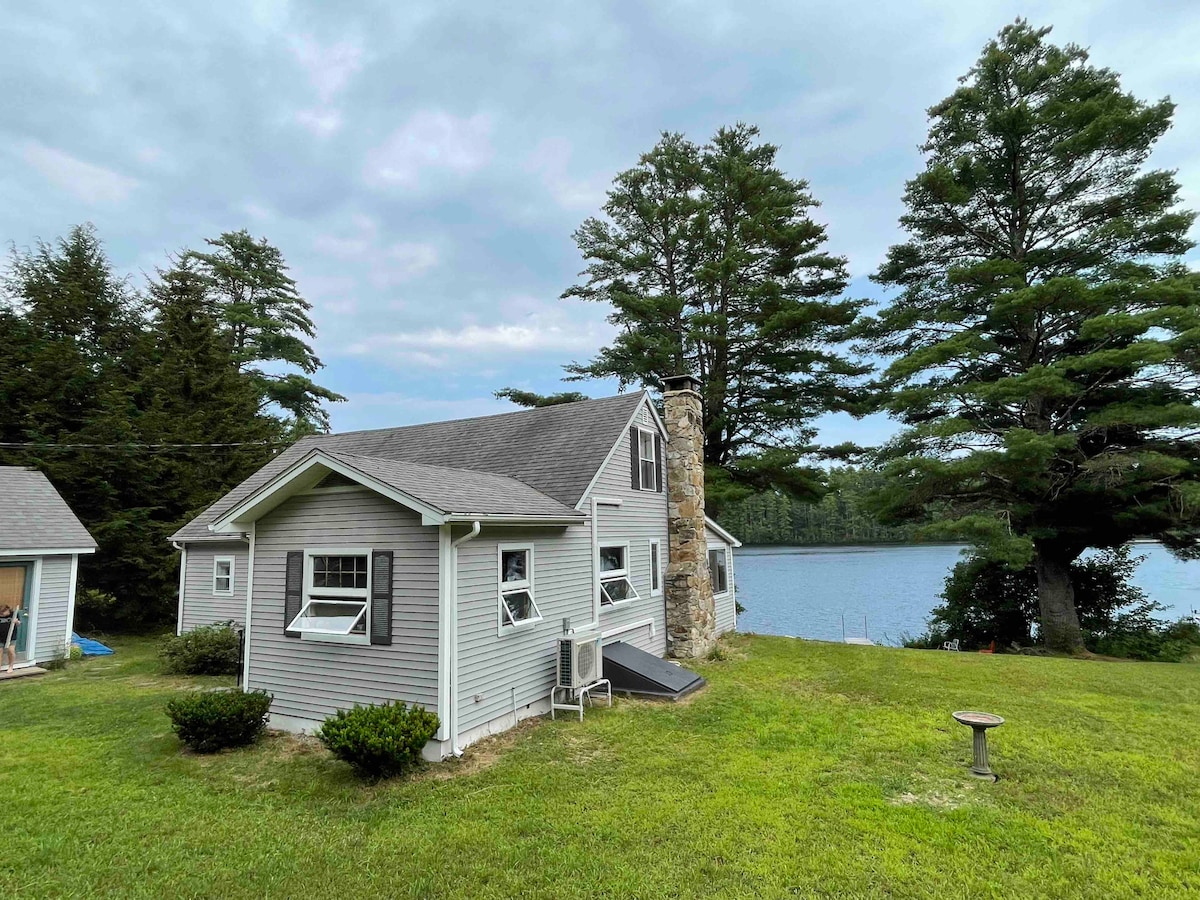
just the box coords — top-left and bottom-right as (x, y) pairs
(0, 468), (97, 669)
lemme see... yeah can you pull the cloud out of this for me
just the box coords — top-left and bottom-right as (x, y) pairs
(22, 142), (138, 204)
(312, 215), (439, 285)
(295, 108), (343, 137)
(525, 137), (608, 211)
(344, 310), (608, 367)
(289, 34), (364, 136)
(364, 110), (494, 186)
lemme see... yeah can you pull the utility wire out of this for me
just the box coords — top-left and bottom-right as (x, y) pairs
(0, 440), (293, 451)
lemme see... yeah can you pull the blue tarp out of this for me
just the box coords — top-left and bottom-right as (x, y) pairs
(71, 632), (114, 656)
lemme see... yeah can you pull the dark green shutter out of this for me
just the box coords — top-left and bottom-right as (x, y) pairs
(370, 550), (393, 646)
(284, 551), (303, 637)
(630, 426), (640, 490)
(654, 434), (663, 492)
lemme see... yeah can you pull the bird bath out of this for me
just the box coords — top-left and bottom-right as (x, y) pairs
(952, 711), (1004, 781)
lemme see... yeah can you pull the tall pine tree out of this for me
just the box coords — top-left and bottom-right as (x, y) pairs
(188, 230), (344, 432)
(561, 125), (865, 510)
(859, 22), (1200, 652)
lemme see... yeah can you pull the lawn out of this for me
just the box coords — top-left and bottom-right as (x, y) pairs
(2, 636), (1198, 899)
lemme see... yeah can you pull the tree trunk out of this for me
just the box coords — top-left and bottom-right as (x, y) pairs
(1033, 547), (1086, 654)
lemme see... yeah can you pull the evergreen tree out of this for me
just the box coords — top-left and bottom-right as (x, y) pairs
(563, 125), (865, 511)
(188, 230), (344, 431)
(133, 259), (282, 620)
(859, 22), (1200, 652)
(0, 225), (154, 624)
(493, 388), (589, 408)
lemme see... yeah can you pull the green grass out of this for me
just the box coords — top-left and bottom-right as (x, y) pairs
(2, 635), (1198, 898)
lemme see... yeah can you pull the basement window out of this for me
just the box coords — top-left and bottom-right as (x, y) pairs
(499, 546), (542, 629)
(600, 544), (640, 606)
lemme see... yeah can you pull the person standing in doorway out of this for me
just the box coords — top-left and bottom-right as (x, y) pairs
(0, 603), (19, 672)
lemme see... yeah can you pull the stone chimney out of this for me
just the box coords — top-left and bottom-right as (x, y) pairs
(662, 374), (716, 659)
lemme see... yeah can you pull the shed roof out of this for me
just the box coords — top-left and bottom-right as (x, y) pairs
(172, 391), (647, 541)
(0, 467), (97, 552)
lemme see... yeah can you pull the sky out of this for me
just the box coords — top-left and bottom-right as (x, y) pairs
(4, 1), (1200, 448)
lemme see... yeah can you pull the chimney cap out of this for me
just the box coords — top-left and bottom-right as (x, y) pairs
(662, 374), (701, 394)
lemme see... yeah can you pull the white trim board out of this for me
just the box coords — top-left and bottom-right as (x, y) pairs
(0, 547), (95, 558)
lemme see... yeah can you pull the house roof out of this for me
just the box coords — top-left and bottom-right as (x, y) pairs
(314, 450), (583, 519)
(0, 467), (97, 552)
(172, 392), (647, 541)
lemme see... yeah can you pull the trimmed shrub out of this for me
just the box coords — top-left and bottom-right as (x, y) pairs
(317, 702), (440, 779)
(166, 689), (272, 753)
(160, 623), (240, 675)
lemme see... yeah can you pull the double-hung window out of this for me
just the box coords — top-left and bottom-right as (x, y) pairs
(289, 552), (371, 641)
(212, 557), (234, 595)
(600, 544), (640, 605)
(637, 428), (657, 491)
(708, 547), (729, 596)
(498, 545), (541, 630)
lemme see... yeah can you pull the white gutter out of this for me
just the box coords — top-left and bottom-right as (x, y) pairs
(448, 520), (481, 756)
(586, 497), (601, 631)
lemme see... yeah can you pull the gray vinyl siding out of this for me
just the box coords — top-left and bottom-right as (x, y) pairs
(584, 399), (668, 655)
(706, 526), (737, 636)
(180, 541), (249, 631)
(455, 524), (593, 734)
(33, 555), (72, 663)
(247, 487), (440, 726)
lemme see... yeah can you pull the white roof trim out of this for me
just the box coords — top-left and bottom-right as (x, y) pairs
(440, 514), (587, 525)
(705, 516), (742, 547)
(210, 450), (448, 532)
(0, 547), (96, 558)
(574, 391), (662, 510)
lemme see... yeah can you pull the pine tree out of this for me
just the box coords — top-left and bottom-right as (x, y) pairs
(859, 22), (1200, 652)
(563, 125), (866, 511)
(188, 230), (344, 431)
(0, 225), (154, 624)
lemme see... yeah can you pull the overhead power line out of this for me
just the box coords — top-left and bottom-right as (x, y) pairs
(0, 440), (293, 451)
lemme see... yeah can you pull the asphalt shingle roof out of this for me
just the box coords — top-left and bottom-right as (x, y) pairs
(325, 452), (583, 518)
(171, 392), (646, 541)
(0, 467), (97, 551)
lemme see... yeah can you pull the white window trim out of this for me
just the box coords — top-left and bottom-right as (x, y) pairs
(497, 543), (542, 634)
(212, 556), (235, 596)
(649, 539), (662, 597)
(294, 547), (372, 645)
(636, 426), (658, 493)
(600, 542), (640, 606)
(709, 543), (731, 597)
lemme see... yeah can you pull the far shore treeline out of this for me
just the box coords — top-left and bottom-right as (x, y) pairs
(3, 20), (1200, 654)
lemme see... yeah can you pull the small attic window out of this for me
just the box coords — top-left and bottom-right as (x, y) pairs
(314, 471), (358, 489)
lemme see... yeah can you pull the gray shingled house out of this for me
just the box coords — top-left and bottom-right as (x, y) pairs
(0, 467), (96, 670)
(171, 383), (739, 757)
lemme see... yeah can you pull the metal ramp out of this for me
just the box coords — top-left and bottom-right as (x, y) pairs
(602, 641), (706, 700)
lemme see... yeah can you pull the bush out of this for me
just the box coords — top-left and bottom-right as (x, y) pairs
(73, 588), (118, 633)
(317, 701), (440, 779)
(165, 689), (272, 753)
(160, 623), (240, 675)
(923, 546), (1192, 659)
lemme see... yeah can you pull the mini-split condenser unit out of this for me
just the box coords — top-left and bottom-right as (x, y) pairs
(556, 631), (602, 690)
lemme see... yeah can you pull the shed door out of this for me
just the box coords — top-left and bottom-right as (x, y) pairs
(0, 564), (32, 656)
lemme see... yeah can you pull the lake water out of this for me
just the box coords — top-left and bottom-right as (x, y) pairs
(733, 543), (1200, 645)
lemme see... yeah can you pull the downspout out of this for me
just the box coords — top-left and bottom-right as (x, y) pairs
(449, 520), (481, 756)
(242, 523), (255, 689)
(589, 496), (601, 630)
(172, 541), (186, 636)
